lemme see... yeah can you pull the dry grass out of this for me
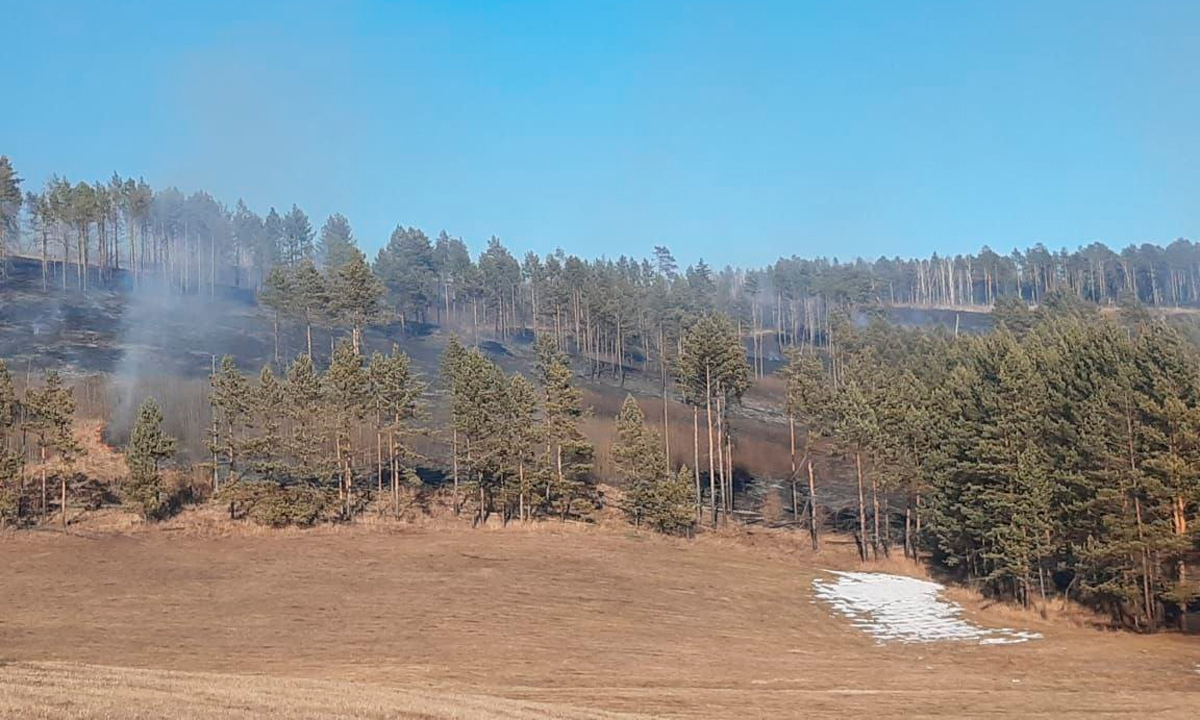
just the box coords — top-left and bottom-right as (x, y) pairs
(0, 662), (649, 720)
(2, 520), (1199, 719)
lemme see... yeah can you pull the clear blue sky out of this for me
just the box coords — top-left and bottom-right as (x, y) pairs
(3, 0), (1198, 267)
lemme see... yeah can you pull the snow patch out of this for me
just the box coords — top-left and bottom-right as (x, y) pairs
(812, 571), (1043, 645)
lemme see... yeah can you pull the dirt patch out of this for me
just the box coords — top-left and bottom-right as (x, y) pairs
(1, 523), (1198, 718)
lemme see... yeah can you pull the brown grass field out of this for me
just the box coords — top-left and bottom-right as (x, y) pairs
(1, 516), (1198, 719)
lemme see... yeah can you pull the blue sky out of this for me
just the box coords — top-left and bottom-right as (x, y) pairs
(3, 0), (1198, 267)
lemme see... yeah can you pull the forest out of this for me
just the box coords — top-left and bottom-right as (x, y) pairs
(1, 155), (1199, 631)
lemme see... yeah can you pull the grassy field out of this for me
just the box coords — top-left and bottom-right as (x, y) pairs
(1, 518), (1198, 718)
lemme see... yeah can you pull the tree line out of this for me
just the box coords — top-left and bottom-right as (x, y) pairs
(6, 156), (1200, 385)
(0, 329), (696, 534)
(782, 295), (1200, 629)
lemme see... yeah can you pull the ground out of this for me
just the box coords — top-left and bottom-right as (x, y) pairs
(1, 518), (1197, 719)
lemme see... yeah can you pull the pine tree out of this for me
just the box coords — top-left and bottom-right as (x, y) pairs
(678, 312), (750, 526)
(259, 266), (293, 365)
(122, 398), (176, 520)
(284, 354), (330, 485)
(780, 349), (830, 543)
(260, 207), (285, 278)
(0, 360), (22, 526)
(316, 213), (358, 272)
(440, 337), (470, 510)
(241, 366), (288, 484)
(649, 464), (697, 535)
(210, 356), (252, 491)
(332, 249), (384, 354)
(447, 348), (509, 524)
(613, 395), (662, 528)
(1129, 324), (1200, 598)
(22, 371), (81, 528)
(368, 345), (426, 515)
(535, 335), (595, 519)
(0, 156), (23, 274)
(325, 340), (370, 518)
(502, 372), (540, 522)
(291, 260), (329, 359)
(280, 204), (313, 266)
(374, 226), (438, 327)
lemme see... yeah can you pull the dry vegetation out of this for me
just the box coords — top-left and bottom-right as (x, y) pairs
(1, 517), (1198, 719)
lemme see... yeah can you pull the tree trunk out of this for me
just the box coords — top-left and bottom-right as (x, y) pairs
(789, 413), (797, 524)
(807, 460), (819, 551)
(715, 393), (725, 523)
(855, 451), (868, 562)
(453, 432), (462, 515)
(706, 366), (716, 527)
(871, 474), (881, 560)
(40, 445), (47, 518)
(693, 406), (701, 520)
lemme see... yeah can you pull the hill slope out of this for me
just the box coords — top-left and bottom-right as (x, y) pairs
(0, 522), (1196, 719)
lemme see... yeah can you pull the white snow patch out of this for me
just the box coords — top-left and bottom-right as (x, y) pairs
(812, 571), (1043, 645)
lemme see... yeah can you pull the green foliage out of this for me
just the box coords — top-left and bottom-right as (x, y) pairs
(316, 213), (358, 272)
(374, 226), (438, 325)
(535, 335), (596, 518)
(678, 312), (751, 407)
(23, 370), (81, 465)
(122, 398), (177, 520)
(219, 480), (335, 527)
(280, 204), (313, 266)
(331, 249), (385, 346)
(613, 395), (694, 535)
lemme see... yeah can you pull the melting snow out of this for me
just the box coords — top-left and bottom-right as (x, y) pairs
(812, 571), (1043, 645)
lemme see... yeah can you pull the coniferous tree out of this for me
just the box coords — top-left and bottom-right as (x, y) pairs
(316, 213), (358, 272)
(368, 344), (426, 514)
(502, 372), (540, 522)
(0, 156), (23, 274)
(291, 260), (329, 359)
(780, 349), (830, 546)
(611, 394), (692, 533)
(325, 340), (370, 518)
(0, 360), (21, 526)
(22, 371), (81, 528)
(210, 356), (252, 491)
(284, 354), (329, 484)
(122, 398), (176, 520)
(439, 336), (471, 511)
(280, 204), (314, 267)
(259, 266), (293, 365)
(535, 335), (595, 519)
(678, 312), (750, 526)
(374, 226), (439, 328)
(613, 395), (662, 528)
(332, 249), (384, 354)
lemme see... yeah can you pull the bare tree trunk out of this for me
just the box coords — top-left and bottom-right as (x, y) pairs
(705, 366), (716, 528)
(376, 426), (383, 493)
(871, 474), (881, 560)
(454, 433), (462, 515)
(40, 446), (46, 518)
(808, 460), (819, 551)
(789, 413), (797, 524)
(855, 451), (868, 562)
(390, 431), (399, 519)
(715, 392), (725, 523)
(693, 406), (701, 520)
